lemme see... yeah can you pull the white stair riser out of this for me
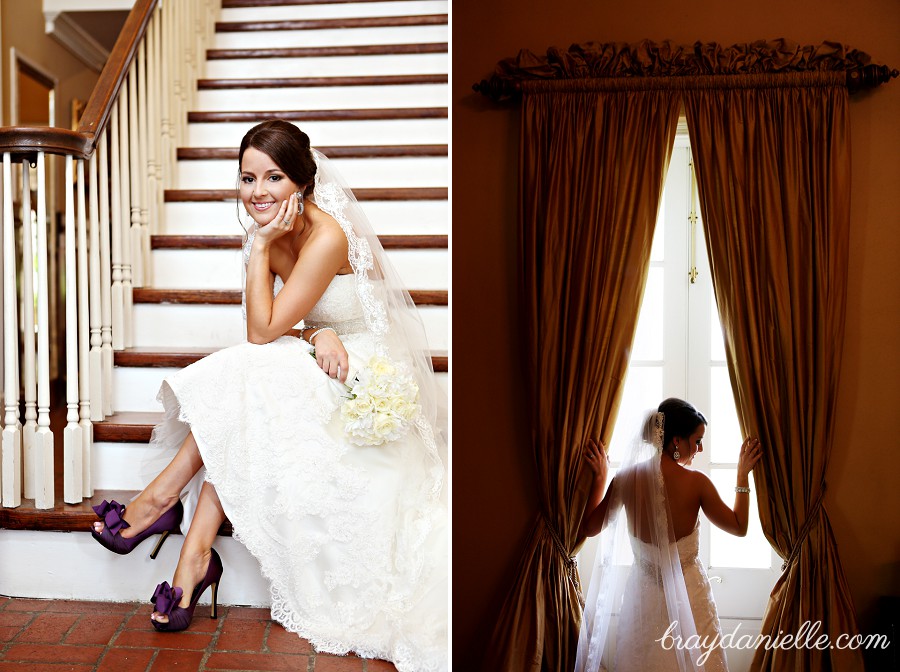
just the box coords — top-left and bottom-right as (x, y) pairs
(0, 530), (270, 605)
(151, 249), (448, 290)
(213, 26), (448, 50)
(220, 1), (448, 22)
(93, 441), (160, 490)
(132, 304), (448, 349)
(177, 156), (448, 189)
(204, 54), (447, 79)
(196, 84), (447, 112)
(113, 367), (449, 413)
(188, 119), (447, 147)
(162, 201), (449, 236)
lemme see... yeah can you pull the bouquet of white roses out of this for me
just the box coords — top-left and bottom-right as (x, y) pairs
(340, 355), (420, 446)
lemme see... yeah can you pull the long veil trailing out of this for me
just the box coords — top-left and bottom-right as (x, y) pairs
(575, 410), (704, 672)
(308, 149), (448, 499)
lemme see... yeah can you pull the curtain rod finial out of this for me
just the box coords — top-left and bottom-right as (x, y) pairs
(473, 76), (520, 102)
(847, 64), (898, 93)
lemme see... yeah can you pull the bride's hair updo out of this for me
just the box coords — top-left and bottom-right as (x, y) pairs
(656, 398), (707, 449)
(238, 119), (317, 191)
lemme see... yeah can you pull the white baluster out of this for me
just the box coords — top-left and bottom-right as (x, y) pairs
(20, 159), (37, 497)
(138, 37), (152, 285)
(110, 105), (125, 351)
(1, 154), (21, 507)
(147, 11), (163, 234)
(159, 2), (170, 187)
(76, 159), (92, 497)
(88, 153), (104, 422)
(98, 133), (114, 417)
(126, 64), (140, 292)
(34, 152), (54, 509)
(118, 89), (134, 349)
(63, 156), (82, 504)
(172, 2), (183, 154)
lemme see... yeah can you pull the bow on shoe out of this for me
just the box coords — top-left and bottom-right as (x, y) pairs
(92, 500), (130, 535)
(151, 582), (184, 616)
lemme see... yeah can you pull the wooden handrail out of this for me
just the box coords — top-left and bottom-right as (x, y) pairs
(0, 0), (158, 160)
(0, 127), (89, 159)
(76, 0), (158, 147)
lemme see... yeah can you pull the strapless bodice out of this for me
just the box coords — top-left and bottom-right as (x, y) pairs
(630, 522), (700, 574)
(243, 226), (366, 334)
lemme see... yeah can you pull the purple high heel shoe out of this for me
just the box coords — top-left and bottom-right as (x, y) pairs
(91, 499), (183, 559)
(150, 548), (223, 632)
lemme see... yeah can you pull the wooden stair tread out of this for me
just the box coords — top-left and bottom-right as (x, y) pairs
(0, 489), (232, 536)
(115, 347), (448, 370)
(165, 187), (446, 202)
(133, 288), (447, 306)
(216, 15), (448, 32)
(151, 234), (447, 250)
(198, 74), (446, 89)
(187, 108), (447, 123)
(177, 145), (447, 159)
(207, 43), (448, 59)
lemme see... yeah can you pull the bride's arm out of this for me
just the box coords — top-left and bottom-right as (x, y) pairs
(246, 209), (348, 344)
(579, 439), (612, 538)
(699, 437), (763, 536)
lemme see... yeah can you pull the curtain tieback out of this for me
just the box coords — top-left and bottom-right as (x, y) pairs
(541, 513), (585, 608)
(780, 483), (827, 572)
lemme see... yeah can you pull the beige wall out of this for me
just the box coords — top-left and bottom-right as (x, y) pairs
(452, 0), (900, 666)
(1, 0), (99, 128)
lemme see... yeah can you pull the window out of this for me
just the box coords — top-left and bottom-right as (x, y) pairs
(578, 132), (779, 646)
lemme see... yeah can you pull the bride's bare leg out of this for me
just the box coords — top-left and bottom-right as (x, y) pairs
(152, 481), (226, 623)
(92, 431), (204, 537)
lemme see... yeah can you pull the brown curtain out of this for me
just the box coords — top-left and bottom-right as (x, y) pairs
(484, 83), (679, 672)
(684, 72), (864, 671)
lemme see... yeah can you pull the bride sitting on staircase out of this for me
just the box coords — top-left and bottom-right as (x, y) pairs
(89, 119), (448, 672)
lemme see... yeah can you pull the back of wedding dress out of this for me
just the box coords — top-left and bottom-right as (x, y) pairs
(576, 412), (713, 672)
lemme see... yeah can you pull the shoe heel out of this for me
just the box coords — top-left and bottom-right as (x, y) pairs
(209, 581), (218, 619)
(149, 531), (170, 560)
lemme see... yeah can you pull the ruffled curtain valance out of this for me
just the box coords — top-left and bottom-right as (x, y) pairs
(474, 39), (896, 100)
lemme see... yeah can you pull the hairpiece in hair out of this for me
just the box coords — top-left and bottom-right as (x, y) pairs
(652, 411), (665, 452)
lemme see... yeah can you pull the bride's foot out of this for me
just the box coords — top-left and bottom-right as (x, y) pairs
(150, 547), (223, 631)
(91, 491), (178, 539)
(91, 495), (183, 558)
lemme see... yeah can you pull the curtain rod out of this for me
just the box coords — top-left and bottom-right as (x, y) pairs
(472, 40), (897, 102)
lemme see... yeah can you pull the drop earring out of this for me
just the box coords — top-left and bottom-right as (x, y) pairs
(295, 190), (305, 216)
(673, 443), (680, 460)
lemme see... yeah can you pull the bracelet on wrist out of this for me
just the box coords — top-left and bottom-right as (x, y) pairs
(308, 326), (336, 345)
(735, 486), (751, 494)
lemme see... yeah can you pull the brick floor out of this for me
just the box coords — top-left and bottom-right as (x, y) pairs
(0, 597), (398, 671)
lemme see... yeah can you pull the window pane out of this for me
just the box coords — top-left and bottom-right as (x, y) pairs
(710, 365), (743, 463)
(709, 470), (770, 568)
(608, 367), (662, 464)
(710, 296), (726, 362)
(630, 268), (663, 361)
(650, 214), (664, 262)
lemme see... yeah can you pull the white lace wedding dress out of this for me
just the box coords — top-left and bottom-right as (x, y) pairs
(147, 229), (448, 672)
(577, 452), (729, 672)
(614, 523), (728, 671)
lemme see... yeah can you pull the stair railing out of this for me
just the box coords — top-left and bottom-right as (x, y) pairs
(0, 0), (218, 509)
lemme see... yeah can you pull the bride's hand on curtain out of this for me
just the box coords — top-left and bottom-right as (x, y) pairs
(737, 437), (763, 483)
(580, 439), (611, 538)
(583, 438), (608, 482)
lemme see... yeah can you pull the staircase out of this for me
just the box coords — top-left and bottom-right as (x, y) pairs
(0, 0), (448, 606)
